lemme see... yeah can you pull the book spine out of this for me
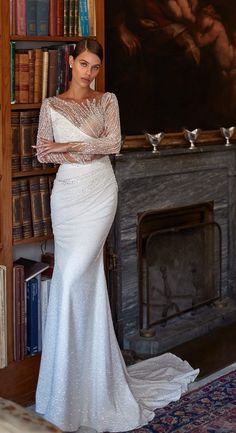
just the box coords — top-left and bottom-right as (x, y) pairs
(47, 49), (58, 97)
(36, 0), (49, 36)
(10, 41), (16, 104)
(42, 49), (49, 100)
(37, 274), (42, 352)
(19, 266), (26, 358)
(63, 0), (69, 36)
(49, 0), (57, 36)
(39, 175), (52, 235)
(68, 0), (75, 37)
(29, 176), (44, 237)
(26, 0), (37, 36)
(79, 0), (89, 36)
(15, 51), (29, 103)
(56, 0), (64, 36)
(31, 111), (41, 168)
(19, 111), (33, 171)
(87, 0), (96, 36)
(13, 264), (25, 360)
(28, 49), (35, 103)
(33, 48), (43, 103)
(0, 266), (7, 369)
(11, 111), (21, 172)
(15, 0), (26, 35)
(26, 277), (39, 355)
(20, 178), (33, 239)
(12, 179), (23, 241)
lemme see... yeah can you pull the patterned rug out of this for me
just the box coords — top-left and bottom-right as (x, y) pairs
(127, 369), (236, 433)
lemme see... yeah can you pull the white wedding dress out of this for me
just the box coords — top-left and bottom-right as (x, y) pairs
(35, 93), (199, 432)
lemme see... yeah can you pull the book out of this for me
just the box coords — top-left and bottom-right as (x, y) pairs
(26, 0), (37, 36)
(36, 0), (49, 36)
(28, 49), (35, 103)
(26, 277), (39, 355)
(68, 0), (75, 37)
(49, 0), (57, 36)
(20, 178), (33, 239)
(13, 263), (25, 360)
(11, 111), (20, 172)
(33, 48), (43, 103)
(42, 48), (49, 100)
(0, 265), (7, 369)
(15, 0), (26, 35)
(47, 48), (58, 97)
(79, 0), (89, 36)
(14, 257), (49, 281)
(29, 176), (44, 237)
(87, 0), (96, 36)
(63, 0), (69, 36)
(12, 179), (23, 241)
(10, 41), (16, 104)
(56, 0), (64, 36)
(19, 111), (34, 171)
(39, 175), (52, 235)
(31, 111), (41, 168)
(15, 49), (29, 103)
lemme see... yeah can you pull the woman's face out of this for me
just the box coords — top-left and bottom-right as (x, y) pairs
(69, 50), (101, 88)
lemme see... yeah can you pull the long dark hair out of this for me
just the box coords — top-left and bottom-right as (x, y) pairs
(72, 38), (103, 62)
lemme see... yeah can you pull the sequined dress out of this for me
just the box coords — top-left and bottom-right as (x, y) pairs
(35, 92), (199, 433)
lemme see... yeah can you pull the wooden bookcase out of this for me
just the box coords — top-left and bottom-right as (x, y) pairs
(0, 0), (104, 405)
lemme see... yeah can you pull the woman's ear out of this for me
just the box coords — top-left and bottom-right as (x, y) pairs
(69, 55), (74, 68)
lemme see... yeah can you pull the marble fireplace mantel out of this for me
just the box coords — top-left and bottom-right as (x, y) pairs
(107, 144), (236, 354)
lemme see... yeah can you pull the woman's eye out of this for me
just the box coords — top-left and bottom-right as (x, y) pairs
(80, 62), (87, 67)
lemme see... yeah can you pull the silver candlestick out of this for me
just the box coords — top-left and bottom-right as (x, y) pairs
(184, 128), (200, 150)
(145, 132), (164, 154)
(220, 127), (235, 147)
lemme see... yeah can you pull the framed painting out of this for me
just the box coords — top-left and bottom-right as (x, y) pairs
(105, 0), (236, 137)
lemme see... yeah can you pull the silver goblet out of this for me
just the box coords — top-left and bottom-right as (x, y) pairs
(145, 132), (164, 154)
(184, 128), (200, 150)
(220, 127), (235, 147)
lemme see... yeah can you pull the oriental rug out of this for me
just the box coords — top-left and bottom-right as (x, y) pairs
(126, 368), (236, 433)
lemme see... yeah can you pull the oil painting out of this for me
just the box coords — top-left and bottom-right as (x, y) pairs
(105, 1), (236, 135)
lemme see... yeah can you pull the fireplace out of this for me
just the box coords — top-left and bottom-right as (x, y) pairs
(107, 145), (236, 354)
(137, 203), (221, 335)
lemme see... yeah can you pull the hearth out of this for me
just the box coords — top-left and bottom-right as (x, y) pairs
(137, 203), (221, 335)
(107, 144), (236, 354)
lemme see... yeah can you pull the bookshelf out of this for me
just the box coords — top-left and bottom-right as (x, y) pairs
(0, 0), (104, 405)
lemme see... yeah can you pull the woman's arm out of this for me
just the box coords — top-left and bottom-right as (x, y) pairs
(36, 99), (102, 164)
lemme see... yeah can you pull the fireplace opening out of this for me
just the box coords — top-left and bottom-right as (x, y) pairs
(137, 203), (222, 334)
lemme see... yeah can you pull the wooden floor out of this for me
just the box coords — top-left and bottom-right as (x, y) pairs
(170, 320), (236, 379)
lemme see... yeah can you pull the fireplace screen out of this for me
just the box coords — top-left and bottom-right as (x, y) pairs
(138, 207), (221, 331)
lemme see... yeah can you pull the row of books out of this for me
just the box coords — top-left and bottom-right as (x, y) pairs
(0, 265), (7, 369)
(11, 0), (96, 37)
(11, 110), (57, 171)
(13, 257), (53, 360)
(12, 175), (55, 241)
(11, 43), (77, 104)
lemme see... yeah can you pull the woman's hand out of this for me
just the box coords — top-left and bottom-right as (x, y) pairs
(33, 138), (71, 156)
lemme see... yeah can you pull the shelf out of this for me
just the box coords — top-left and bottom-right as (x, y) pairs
(11, 103), (41, 110)
(10, 35), (96, 42)
(13, 234), (53, 246)
(12, 167), (58, 178)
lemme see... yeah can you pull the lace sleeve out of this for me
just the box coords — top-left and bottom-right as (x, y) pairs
(68, 93), (121, 156)
(36, 99), (100, 164)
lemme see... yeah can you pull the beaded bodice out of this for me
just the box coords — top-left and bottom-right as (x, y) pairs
(36, 92), (121, 164)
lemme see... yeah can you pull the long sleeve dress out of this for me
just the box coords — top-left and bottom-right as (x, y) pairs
(35, 92), (199, 433)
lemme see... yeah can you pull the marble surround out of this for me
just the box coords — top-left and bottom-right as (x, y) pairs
(107, 144), (236, 354)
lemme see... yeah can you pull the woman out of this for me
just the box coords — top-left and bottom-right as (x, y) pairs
(35, 38), (199, 433)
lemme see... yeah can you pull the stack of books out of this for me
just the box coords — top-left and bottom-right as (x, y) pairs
(13, 257), (53, 360)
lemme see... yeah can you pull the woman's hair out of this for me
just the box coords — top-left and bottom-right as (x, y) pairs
(72, 38), (103, 62)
